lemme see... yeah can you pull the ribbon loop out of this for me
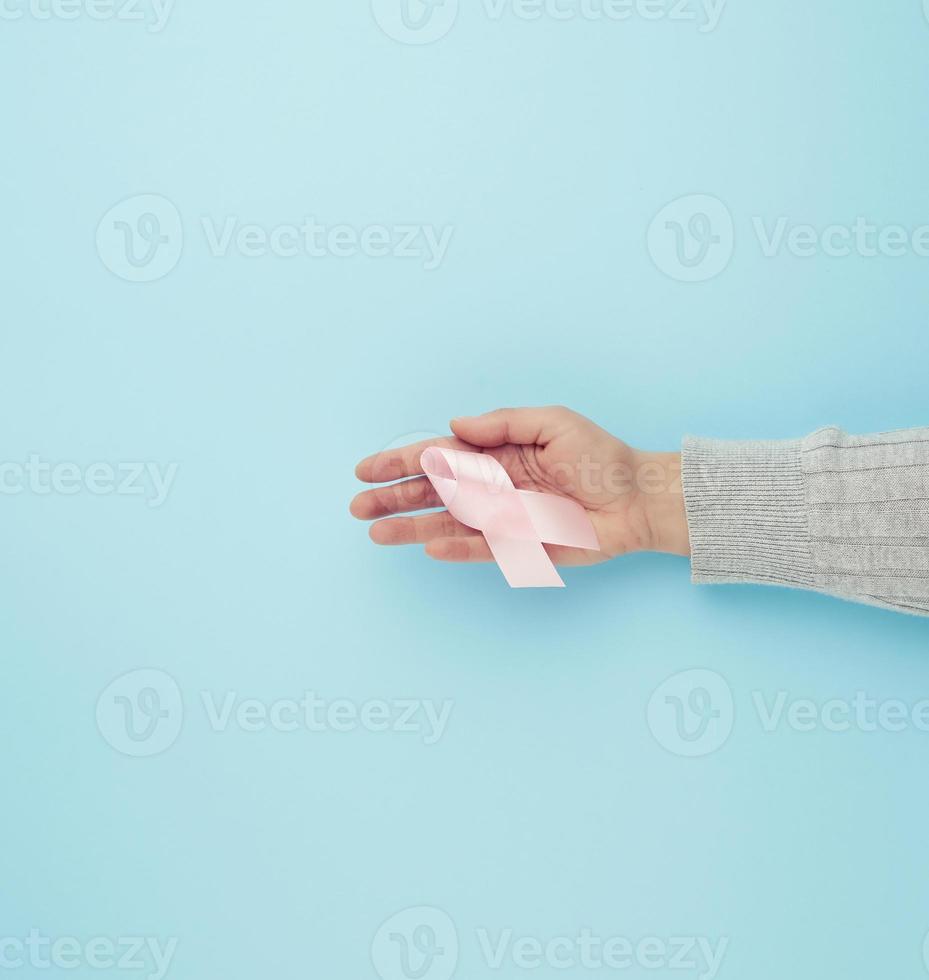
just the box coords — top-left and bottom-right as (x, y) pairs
(421, 447), (599, 588)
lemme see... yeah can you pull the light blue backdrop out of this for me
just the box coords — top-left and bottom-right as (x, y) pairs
(2, 1), (929, 978)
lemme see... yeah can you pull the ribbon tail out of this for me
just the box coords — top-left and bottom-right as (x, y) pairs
(484, 533), (565, 589)
(518, 490), (600, 552)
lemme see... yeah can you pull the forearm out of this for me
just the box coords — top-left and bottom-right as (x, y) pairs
(675, 427), (929, 617)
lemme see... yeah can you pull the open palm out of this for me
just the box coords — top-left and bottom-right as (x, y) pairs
(351, 406), (686, 566)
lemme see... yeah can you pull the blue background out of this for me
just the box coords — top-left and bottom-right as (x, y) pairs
(3, 1), (929, 978)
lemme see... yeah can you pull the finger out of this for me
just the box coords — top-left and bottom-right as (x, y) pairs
(450, 406), (577, 448)
(427, 539), (600, 567)
(355, 436), (470, 484)
(350, 477), (442, 520)
(369, 511), (480, 546)
(425, 535), (494, 562)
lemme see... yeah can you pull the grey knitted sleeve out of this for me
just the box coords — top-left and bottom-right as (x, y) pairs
(681, 427), (929, 617)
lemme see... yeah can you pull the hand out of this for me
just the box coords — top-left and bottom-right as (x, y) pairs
(350, 406), (690, 568)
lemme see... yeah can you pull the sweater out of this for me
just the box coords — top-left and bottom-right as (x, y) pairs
(682, 427), (929, 617)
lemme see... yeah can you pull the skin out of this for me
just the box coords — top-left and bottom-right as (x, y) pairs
(351, 406), (691, 569)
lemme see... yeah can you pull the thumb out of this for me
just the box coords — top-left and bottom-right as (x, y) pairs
(450, 406), (575, 448)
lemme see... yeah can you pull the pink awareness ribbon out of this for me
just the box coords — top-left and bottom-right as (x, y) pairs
(420, 447), (600, 588)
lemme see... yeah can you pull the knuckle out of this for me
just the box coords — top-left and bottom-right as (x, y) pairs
(390, 518), (412, 543)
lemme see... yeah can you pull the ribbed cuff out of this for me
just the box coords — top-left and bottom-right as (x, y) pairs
(682, 436), (814, 589)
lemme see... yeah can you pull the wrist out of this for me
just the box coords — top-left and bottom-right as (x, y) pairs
(635, 451), (691, 556)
